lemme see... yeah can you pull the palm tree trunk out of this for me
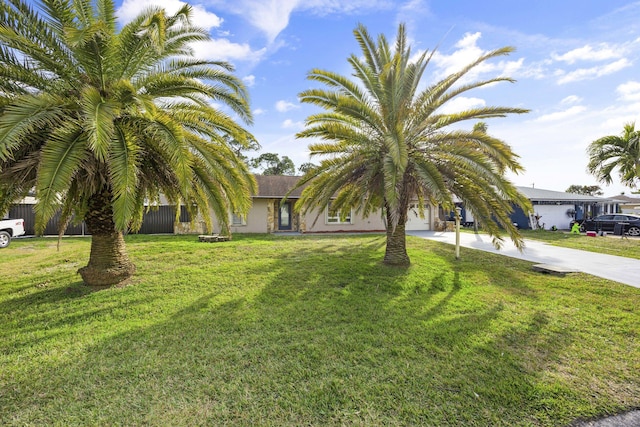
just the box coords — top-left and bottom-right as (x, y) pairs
(383, 208), (410, 266)
(77, 188), (135, 286)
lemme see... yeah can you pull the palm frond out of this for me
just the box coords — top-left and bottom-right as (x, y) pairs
(34, 125), (86, 233)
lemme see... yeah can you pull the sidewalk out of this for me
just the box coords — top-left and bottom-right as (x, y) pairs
(407, 231), (640, 288)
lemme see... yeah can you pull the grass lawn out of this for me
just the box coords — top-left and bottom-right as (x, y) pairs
(1, 234), (638, 426)
(517, 229), (640, 260)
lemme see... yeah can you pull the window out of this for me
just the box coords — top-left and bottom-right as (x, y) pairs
(326, 202), (352, 224)
(179, 206), (191, 222)
(231, 213), (246, 226)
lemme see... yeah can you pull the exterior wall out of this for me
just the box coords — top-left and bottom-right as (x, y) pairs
(222, 197), (436, 234)
(406, 204), (433, 231)
(511, 206), (530, 229)
(302, 206), (386, 233)
(228, 198), (270, 233)
(531, 204), (574, 230)
(620, 203), (640, 214)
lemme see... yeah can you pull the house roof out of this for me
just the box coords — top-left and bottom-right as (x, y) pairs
(254, 175), (306, 198)
(516, 186), (604, 203)
(253, 179), (609, 203)
(606, 194), (640, 204)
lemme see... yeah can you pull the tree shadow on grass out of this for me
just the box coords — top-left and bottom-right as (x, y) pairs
(1, 233), (616, 426)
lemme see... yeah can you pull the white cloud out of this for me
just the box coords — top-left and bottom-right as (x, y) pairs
(275, 100), (299, 112)
(438, 96), (485, 115)
(616, 81), (640, 102)
(282, 119), (304, 129)
(241, 0), (298, 44)
(117, 0), (223, 30)
(432, 32), (525, 83)
(534, 105), (587, 123)
(433, 32), (485, 76)
(117, 0), (266, 64)
(551, 44), (621, 64)
(191, 39), (266, 63)
(561, 95), (582, 105)
(516, 60), (552, 80)
(253, 108), (267, 115)
(556, 58), (631, 84)
(243, 75), (256, 87)
(213, 0), (395, 43)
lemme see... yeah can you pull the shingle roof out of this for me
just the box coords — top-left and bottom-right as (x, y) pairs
(606, 194), (640, 203)
(254, 175), (306, 198)
(253, 178), (612, 203)
(516, 186), (604, 202)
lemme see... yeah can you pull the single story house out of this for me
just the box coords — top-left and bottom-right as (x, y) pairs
(605, 194), (640, 215)
(225, 178), (614, 234)
(510, 186), (605, 230)
(225, 175), (383, 234)
(223, 175), (437, 234)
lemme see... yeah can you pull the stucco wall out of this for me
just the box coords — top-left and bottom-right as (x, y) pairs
(302, 207), (386, 233)
(219, 198), (428, 234)
(531, 204), (574, 230)
(229, 198), (270, 233)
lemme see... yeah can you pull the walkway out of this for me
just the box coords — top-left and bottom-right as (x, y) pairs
(407, 231), (640, 288)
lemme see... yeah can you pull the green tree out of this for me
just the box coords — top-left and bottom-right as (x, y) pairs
(0, 0), (256, 286)
(250, 153), (296, 175)
(224, 134), (261, 161)
(298, 162), (317, 174)
(294, 23), (530, 265)
(565, 185), (603, 196)
(587, 123), (640, 189)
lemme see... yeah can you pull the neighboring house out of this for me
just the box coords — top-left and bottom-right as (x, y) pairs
(607, 194), (640, 214)
(224, 175), (437, 234)
(511, 186), (605, 230)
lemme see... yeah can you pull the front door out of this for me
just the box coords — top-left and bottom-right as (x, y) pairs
(278, 201), (292, 230)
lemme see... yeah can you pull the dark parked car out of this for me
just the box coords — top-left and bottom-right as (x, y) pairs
(580, 214), (640, 236)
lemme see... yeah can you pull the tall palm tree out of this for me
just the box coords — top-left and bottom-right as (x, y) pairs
(0, 0), (256, 285)
(294, 23), (531, 266)
(587, 123), (640, 189)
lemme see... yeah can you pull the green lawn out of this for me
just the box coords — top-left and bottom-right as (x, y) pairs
(1, 234), (638, 426)
(517, 229), (640, 259)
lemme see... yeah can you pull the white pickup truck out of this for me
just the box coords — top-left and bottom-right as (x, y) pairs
(0, 218), (25, 248)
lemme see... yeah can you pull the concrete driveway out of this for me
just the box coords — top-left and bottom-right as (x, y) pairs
(407, 231), (640, 288)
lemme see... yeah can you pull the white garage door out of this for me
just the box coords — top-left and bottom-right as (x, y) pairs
(406, 203), (431, 230)
(532, 204), (573, 230)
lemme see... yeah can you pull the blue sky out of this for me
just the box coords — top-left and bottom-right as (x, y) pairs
(76, 1), (640, 195)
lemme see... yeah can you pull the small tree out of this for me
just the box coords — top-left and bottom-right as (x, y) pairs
(250, 153), (296, 175)
(224, 135), (261, 161)
(565, 185), (603, 196)
(298, 162), (317, 174)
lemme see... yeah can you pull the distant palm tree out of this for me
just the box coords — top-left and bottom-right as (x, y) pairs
(294, 23), (530, 266)
(587, 123), (640, 189)
(0, 0), (256, 285)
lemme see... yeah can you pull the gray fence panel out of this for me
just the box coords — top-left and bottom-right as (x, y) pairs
(136, 206), (176, 234)
(9, 204), (191, 235)
(8, 204), (87, 236)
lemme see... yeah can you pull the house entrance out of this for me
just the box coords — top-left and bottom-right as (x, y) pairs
(278, 201), (292, 230)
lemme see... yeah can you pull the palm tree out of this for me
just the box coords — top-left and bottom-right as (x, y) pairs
(293, 23), (531, 266)
(0, 0), (256, 285)
(587, 123), (640, 189)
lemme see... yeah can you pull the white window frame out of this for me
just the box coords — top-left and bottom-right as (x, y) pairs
(326, 202), (352, 225)
(231, 213), (246, 226)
